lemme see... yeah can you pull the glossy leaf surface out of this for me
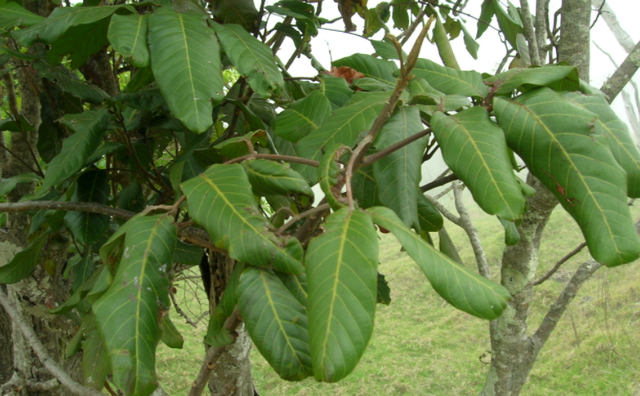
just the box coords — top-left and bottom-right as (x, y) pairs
(306, 209), (378, 382)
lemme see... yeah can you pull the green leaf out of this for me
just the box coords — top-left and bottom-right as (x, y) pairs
(564, 92), (640, 198)
(370, 38), (406, 61)
(160, 315), (184, 349)
(117, 180), (145, 213)
(181, 164), (304, 274)
(40, 109), (110, 192)
(0, 115), (33, 132)
(369, 206), (510, 319)
(64, 169), (110, 245)
(476, 0), (494, 39)
(47, 18), (110, 69)
(108, 13), (149, 68)
(332, 54), (398, 86)
(352, 77), (395, 92)
(148, 8), (224, 133)
(431, 107), (526, 221)
(82, 313), (110, 390)
(13, 5), (133, 47)
(460, 22), (479, 60)
(276, 272), (308, 307)
(211, 0), (258, 31)
(352, 165), (380, 208)
(493, 0), (524, 48)
(172, 240), (203, 266)
(213, 22), (284, 98)
(318, 76), (353, 108)
(297, 91), (391, 183)
(0, 173), (41, 197)
(113, 88), (166, 111)
(35, 62), (109, 103)
(243, 159), (313, 197)
(239, 267), (312, 380)
(0, 2), (45, 29)
(373, 106), (428, 230)
(205, 262), (243, 347)
(391, 0), (409, 30)
(306, 209), (378, 382)
(494, 88), (640, 266)
(488, 65), (579, 95)
(417, 192), (443, 232)
(0, 234), (48, 284)
(376, 272), (391, 305)
(438, 227), (464, 265)
(274, 90), (331, 143)
(412, 59), (488, 98)
(93, 215), (176, 396)
(498, 217), (520, 246)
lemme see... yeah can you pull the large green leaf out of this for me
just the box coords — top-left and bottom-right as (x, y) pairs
(564, 92), (640, 198)
(306, 209), (378, 382)
(211, 0), (258, 31)
(238, 267), (312, 380)
(0, 173), (41, 197)
(332, 54), (398, 86)
(35, 61), (109, 103)
(93, 215), (176, 396)
(82, 313), (110, 390)
(243, 159), (313, 197)
(488, 65), (579, 95)
(13, 5), (133, 46)
(412, 59), (488, 98)
(148, 8), (224, 133)
(297, 91), (391, 183)
(431, 107), (526, 221)
(181, 164), (304, 274)
(0, 3), (45, 30)
(351, 165), (380, 208)
(494, 88), (640, 266)
(39, 109), (110, 193)
(417, 192), (443, 232)
(277, 272), (308, 307)
(493, 0), (524, 49)
(64, 170), (110, 245)
(368, 206), (510, 319)
(0, 234), (48, 284)
(373, 106), (427, 230)
(274, 90), (331, 142)
(476, 0), (494, 39)
(47, 18), (110, 69)
(213, 22), (284, 98)
(318, 76), (353, 108)
(108, 13), (149, 68)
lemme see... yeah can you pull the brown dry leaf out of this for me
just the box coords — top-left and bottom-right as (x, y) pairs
(326, 66), (365, 84)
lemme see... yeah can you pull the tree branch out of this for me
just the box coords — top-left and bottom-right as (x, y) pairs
(600, 39), (640, 103)
(420, 173), (459, 193)
(533, 242), (587, 285)
(224, 153), (319, 167)
(424, 194), (461, 227)
(520, 0), (542, 65)
(0, 288), (105, 396)
(361, 128), (431, 166)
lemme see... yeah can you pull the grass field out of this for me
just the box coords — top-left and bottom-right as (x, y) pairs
(157, 201), (640, 395)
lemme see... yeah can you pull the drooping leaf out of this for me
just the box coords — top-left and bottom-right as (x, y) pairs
(0, 2), (45, 29)
(318, 76), (353, 108)
(318, 144), (349, 210)
(438, 227), (464, 265)
(213, 22), (284, 98)
(93, 215), (176, 396)
(0, 173), (41, 197)
(332, 54), (398, 86)
(564, 92), (640, 198)
(148, 8), (224, 133)
(243, 159), (313, 197)
(493, 0), (524, 48)
(181, 164), (304, 274)
(239, 267), (312, 380)
(306, 209), (378, 382)
(498, 217), (520, 246)
(432, 14), (460, 70)
(39, 109), (110, 193)
(47, 18), (110, 69)
(64, 169), (110, 245)
(373, 106), (428, 230)
(460, 22), (479, 59)
(412, 59), (488, 98)
(352, 77), (395, 92)
(352, 165), (380, 208)
(487, 65), (579, 95)
(211, 0), (259, 31)
(13, 5), (134, 47)
(160, 315), (184, 349)
(369, 206), (510, 319)
(35, 61), (110, 103)
(417, 192), (443, 232)
(0, 234), (48, 284)
(82, 313), (110, 390)
(274, 90), (331, 143)
(494, 88), (640, 266)
(108, 13), (149, 68)
(370, 38), (406, 61)
(476, 0), (494, 39)
(431, 107), (526, 221)
(376, 272), (391, 305)
(205, 262), (243, 347)
(297, 91), (391, 183)
(391, 0), (409, 30)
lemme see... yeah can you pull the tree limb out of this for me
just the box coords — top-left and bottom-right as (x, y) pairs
(600, 39), (640, 103)
(0, 288), (105, 396)
(533, 242), (587, 285)
(520, 0), (542, 65)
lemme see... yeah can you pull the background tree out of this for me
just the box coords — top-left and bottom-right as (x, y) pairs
(0, 1), (638, 396)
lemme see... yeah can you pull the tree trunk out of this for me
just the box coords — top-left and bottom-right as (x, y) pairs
(479, 175), (557, 396)
(558, 0), (591, 82)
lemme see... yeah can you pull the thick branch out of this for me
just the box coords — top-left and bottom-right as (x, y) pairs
(520, 0), (541, 65)
(420, 173), (459, 193)
(600, 39), (640, 103)
(0, 288), (104, 396)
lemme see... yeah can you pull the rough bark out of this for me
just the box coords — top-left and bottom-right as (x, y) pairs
(558, 0), (591, 82)
(600, 40), (640, 103)
(480, 175), (557, 396)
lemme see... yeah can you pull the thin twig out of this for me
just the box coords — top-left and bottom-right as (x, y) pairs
(398, 8), (426, 45)
(452, 181), (490, 278)
(420, 173), (459, 192)
(346, 135), (372, 209)
(277, 203), (331, 234)
(424, 194), (461, 226)
(520, 0), (541, 65)
(189, 307), (243, 396)
(169, 290), (199, 328)
(361, 128), (431, 166)
(534, 242), (587, 285)
(0, 288), (105, 396)
(224, 153), (320, 167)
